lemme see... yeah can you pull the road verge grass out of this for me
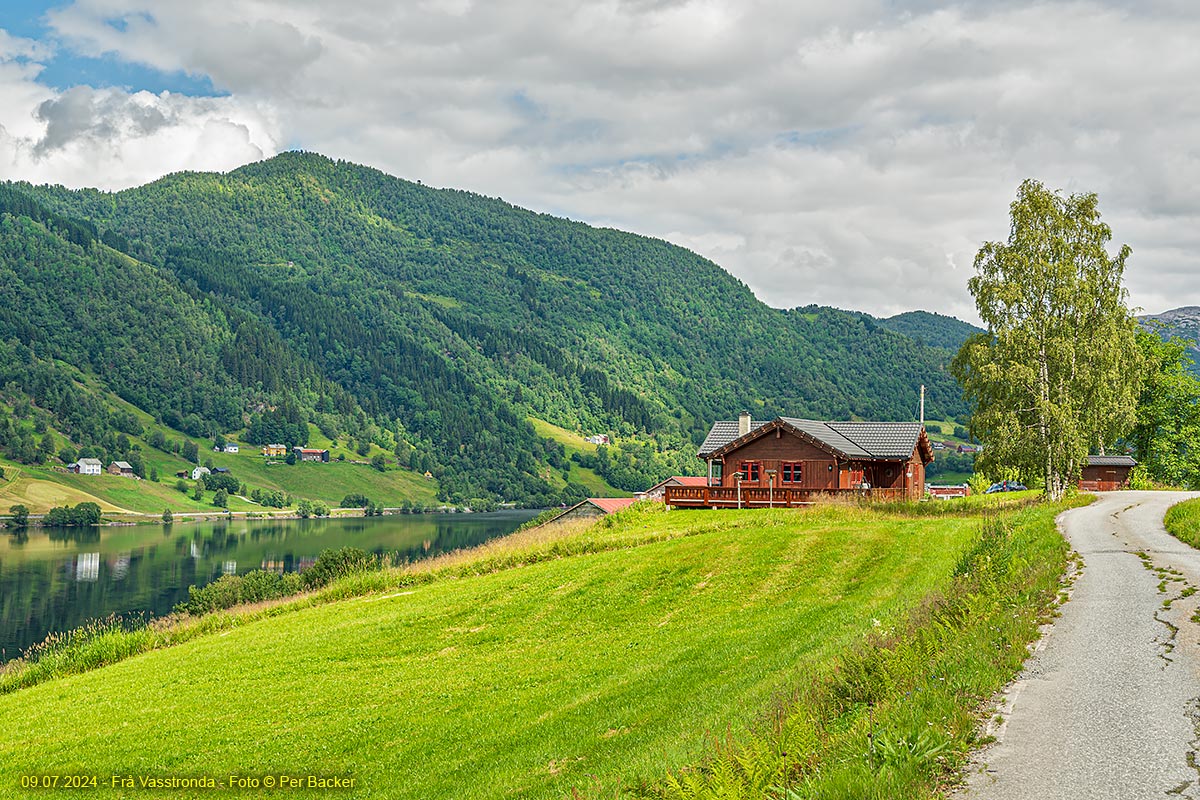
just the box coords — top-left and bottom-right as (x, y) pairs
(640, 495), (1091, 800)
(1165, 497), (1200, 548)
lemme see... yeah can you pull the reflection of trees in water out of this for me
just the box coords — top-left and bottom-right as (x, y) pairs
(7, 530), (29, 546)
(46, 527), (101, 544)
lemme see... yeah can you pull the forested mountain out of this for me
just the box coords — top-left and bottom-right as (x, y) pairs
(876, 311), (983, 352)
(0, 152), (967, 504)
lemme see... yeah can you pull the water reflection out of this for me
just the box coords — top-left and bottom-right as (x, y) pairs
(0, 511), (538, 661)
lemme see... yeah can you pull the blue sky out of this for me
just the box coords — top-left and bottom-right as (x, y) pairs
(1, 1), (1198, 320)
(6, 2), (222, 95)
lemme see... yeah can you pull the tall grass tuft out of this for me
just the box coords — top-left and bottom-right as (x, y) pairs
(1166, 497), (1200, 548)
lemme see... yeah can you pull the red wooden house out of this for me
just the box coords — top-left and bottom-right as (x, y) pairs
(1079, 455), (1136, 491)
(665, 412), (934, 508)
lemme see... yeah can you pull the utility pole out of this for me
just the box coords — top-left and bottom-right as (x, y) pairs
(919, 384), (926, 426)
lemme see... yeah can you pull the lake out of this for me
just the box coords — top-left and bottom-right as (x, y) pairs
(0, 510), (541, 661)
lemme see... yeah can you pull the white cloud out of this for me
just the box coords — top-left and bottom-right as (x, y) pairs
(1, 0), (1198, 319)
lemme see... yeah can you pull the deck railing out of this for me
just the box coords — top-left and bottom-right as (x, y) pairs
(663, 485), (907, 508)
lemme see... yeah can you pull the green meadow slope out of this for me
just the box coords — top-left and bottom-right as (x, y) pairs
(0, 496), (1070, 799)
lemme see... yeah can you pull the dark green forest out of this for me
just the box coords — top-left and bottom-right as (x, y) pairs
(875, 310), (984, 352)
(0, 153), (968, 504)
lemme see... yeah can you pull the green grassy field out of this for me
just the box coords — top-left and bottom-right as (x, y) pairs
(0, 373), (441, 516)
(528, 416), (630, 497)
(0, 432), (438, 515)
(0, 496), (1071, 799)
(929, 470), (974, 485)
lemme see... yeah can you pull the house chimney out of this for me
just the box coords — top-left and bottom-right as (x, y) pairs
(738, 411), (751, 436)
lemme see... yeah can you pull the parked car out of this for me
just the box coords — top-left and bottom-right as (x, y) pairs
(985, 480), (1029, 494)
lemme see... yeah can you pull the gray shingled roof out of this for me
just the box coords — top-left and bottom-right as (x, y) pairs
(698, 419), (769, 457)
(781, 418), (873, 458)
(700, 417), (925, 461)
(825, 421), (926, 459)
(112, 461), (132, 470)
(1086, 454), (1137, 467)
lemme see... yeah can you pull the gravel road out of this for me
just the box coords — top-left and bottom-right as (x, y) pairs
(965, 491), (1200, 799)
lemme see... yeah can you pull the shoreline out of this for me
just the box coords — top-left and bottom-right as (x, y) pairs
(2, 505), (541, 529)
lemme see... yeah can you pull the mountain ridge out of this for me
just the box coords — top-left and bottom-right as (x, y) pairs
(1, 151), (969, 504)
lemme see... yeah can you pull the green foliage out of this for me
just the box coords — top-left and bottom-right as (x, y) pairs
(953, 179), (1142, 499)
(251, 488), (289, 508)
(202, 471), (239, 494)
(1127, 328), (1200, 488)
(296, 498), (330, 518)
(245, 407), (309, 448)
(161, 508), (173, 524)
(926, 450), (975, 480)
(212, 488), (228, 507)
(300, 546), (377, 590)
(176, 570), (305, 615)
(8, 503), (28, 526)
(42, 501), (102, 527)
(967, 472), (993, 496)
(341, 493), (370, 507)
(876, 310), (984, 351)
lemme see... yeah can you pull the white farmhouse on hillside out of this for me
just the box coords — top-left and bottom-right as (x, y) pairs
(70, 458), (103, 475)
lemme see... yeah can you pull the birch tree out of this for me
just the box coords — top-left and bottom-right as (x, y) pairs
(951, 179), (1142, 499)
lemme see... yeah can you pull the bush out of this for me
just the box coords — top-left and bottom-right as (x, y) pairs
(342, 493), (370, 508)
(175, 570), (304, 615)
(251, 488), (288, 508)
(43, 502), (102, 527)
(175, 479), (188, 493)
(296, 499), (330, 518)
(302, 547), (377, 589)
(8, 504), (29, 527)
(161, 508), (173, 524)
(204, 472), (239, 493)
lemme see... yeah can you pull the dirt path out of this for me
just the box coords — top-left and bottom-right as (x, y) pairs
(965, 491), (1200, 799)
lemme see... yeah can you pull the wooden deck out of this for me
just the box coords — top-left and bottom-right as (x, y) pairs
(664, 485), (907, 508)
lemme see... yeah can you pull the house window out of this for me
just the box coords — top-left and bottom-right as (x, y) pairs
(740, 462), (760, 482)
(781, 462), (802, 484)
(711, 462), (723, 483)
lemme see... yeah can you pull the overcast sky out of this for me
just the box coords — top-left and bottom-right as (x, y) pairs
(1, 1), (1197, 321)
